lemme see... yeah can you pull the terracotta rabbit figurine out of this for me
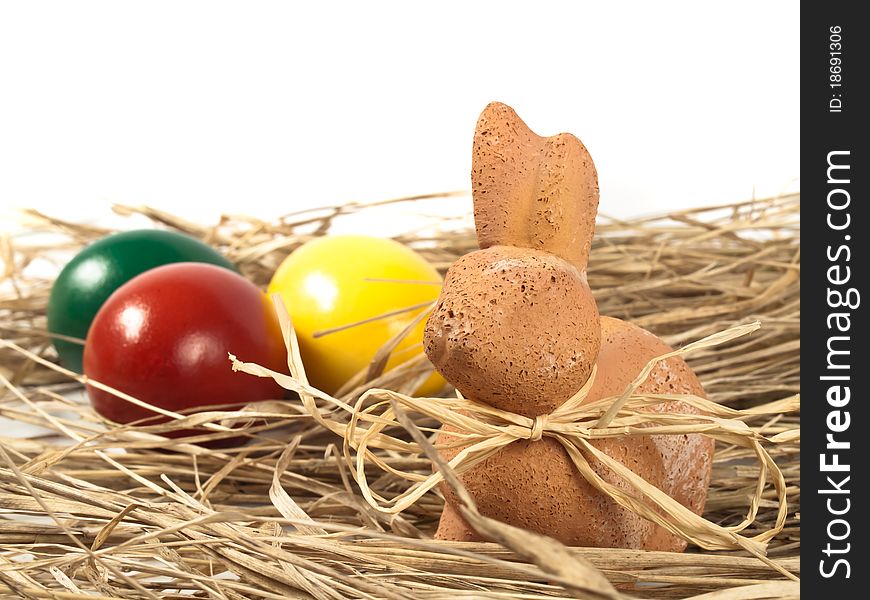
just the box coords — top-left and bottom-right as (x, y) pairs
(423, 102), (714, 551)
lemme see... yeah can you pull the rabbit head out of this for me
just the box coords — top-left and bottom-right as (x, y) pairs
(424, 102), (601, 416)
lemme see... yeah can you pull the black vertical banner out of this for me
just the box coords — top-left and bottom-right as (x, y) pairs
(802, 2), (868, 596)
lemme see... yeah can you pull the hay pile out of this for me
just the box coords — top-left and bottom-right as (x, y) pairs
(0, 193), (799, 599)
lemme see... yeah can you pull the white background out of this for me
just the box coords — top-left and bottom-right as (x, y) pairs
(1, 1), (799, 231)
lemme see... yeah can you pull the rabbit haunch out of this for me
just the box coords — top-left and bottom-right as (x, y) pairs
(423, 101), (714, 551)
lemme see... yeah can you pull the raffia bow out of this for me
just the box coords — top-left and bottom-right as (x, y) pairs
(231, 296), (799, 577)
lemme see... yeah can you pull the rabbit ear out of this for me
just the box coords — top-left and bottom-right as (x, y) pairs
(472, 102), (599, 271)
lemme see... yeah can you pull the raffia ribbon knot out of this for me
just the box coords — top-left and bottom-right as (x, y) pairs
(526, 414), (549, 442)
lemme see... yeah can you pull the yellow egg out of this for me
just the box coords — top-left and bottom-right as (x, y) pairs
(267, 235), (445, 396)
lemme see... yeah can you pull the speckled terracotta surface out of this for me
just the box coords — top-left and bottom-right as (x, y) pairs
(424, 101), (714, 551)
(434, 317), (714, 551)
(424, 245), (599, 417)
(472, 102), (599, 272)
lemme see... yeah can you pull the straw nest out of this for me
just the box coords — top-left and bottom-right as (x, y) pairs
(0, 193), (799, 599)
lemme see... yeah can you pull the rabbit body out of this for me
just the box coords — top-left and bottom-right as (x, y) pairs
(423, 102), (714, 551)
(428, 314), (714, 551)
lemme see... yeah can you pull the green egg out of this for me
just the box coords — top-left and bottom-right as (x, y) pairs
(47, 229), (238, 372)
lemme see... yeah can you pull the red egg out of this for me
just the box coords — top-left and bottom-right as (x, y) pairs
(83, 263), (287, 439)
